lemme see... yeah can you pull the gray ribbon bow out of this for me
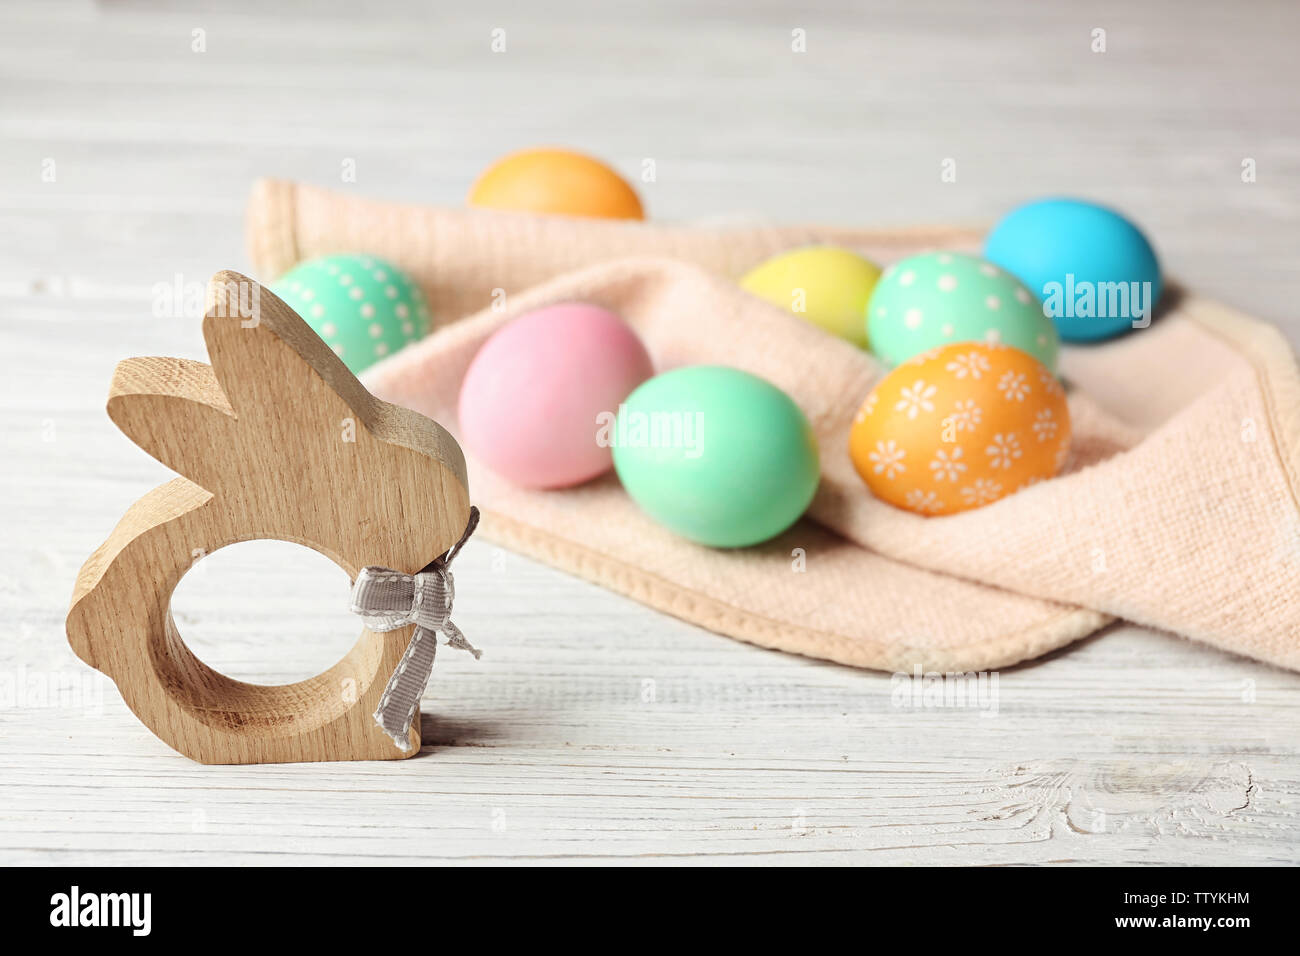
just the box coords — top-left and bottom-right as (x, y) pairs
(349, 507), (481, 751)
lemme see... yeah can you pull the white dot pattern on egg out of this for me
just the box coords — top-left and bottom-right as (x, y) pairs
(866, 251), (1059, 371)
(271, 254), (432, 375)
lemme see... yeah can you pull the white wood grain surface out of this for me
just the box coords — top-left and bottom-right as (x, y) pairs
(2, 0), (1298, 865)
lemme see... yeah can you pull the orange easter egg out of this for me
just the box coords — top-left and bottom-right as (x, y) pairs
(849, 343), (1070, 515)
(468, 148), (644, 220)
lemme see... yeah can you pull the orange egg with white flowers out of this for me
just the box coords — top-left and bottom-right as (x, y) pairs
(849, 343), (1070, 515)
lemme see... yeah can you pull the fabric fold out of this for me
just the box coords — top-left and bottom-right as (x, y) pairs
(246, 179), (1300, 673)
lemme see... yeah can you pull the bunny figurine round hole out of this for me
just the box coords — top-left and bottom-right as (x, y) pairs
(65, 272), (471, 764)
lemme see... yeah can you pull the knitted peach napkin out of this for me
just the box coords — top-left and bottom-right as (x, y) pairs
(246, 179), (1300, 673)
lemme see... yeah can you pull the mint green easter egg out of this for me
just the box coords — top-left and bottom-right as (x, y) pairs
(271, 254), (431, 375)
(866, 251), (1058, 371)
(612, 366), (820, 548)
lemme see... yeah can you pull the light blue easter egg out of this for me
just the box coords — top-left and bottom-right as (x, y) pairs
(984, 198), (1161, 342)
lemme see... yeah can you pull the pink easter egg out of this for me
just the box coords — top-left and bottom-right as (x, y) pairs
(459, 303), (654, 488)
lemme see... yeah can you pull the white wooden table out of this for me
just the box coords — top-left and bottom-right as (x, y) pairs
(2, 0), (1298, 865)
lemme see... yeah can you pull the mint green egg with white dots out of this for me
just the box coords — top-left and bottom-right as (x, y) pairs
(867, 251), (1058, 372)
(271, 254), (431, 375)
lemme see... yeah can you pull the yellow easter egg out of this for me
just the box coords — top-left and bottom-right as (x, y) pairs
(740, 246), (881, 348)
(468, 147), (644, 220)
(848, 343), (1070, 515)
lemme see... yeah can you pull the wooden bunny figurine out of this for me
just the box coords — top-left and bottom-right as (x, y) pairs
(66, 271), (470, 764)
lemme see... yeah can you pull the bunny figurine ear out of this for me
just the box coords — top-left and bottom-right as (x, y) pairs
(201, 270), (357, 423)
(106, 356), (239, 495)
(67, 270), (471, 764)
